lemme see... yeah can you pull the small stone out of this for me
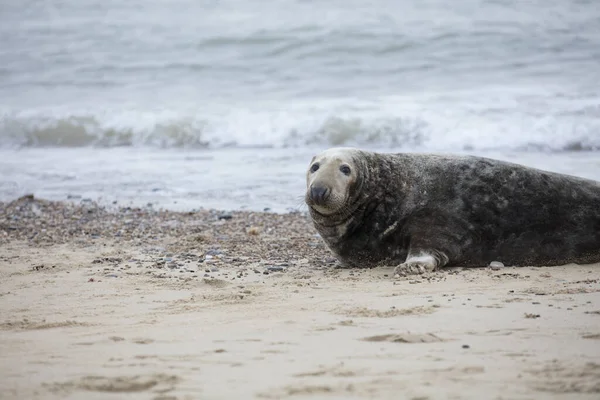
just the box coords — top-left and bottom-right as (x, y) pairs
(247, 226), (261, 235)
(218, 214), (232, 220)
(462, 344), (470, 349)
(489, 261), (504, 270)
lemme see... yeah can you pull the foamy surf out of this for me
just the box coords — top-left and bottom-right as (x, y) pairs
(1, 102), (599, 152)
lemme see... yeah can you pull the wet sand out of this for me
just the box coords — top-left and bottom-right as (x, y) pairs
(1, 196), (599, 399)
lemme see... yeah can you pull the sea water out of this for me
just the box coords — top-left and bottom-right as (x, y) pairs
(1, 0), (599, 211)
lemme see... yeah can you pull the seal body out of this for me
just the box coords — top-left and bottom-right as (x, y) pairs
(304, 148), (600, 275)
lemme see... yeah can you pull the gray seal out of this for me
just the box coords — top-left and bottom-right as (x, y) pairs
(304, 147), (600, 276)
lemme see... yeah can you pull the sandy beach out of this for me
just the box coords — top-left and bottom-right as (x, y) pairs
(1, 195), (599, 400)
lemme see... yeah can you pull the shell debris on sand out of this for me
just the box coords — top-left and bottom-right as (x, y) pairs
(0, 195), (335, 281)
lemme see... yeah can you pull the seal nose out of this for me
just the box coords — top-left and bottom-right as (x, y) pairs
(310, 185), (330, 204)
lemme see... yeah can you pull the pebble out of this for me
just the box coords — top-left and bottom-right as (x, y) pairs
(0, 197), (333, 286)
(489, 261), (504, 270)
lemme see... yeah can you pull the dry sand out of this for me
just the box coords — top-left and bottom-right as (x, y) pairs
(1, 196), (599, 400)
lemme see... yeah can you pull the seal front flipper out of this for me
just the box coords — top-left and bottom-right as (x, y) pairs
(393, 249), (450, 277)
(391, 211), (468, 277)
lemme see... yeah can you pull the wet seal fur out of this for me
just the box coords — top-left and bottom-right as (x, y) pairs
(304, 147), (600, 276)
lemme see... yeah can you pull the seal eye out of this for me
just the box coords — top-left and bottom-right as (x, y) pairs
(310, 163), (320, 173)
(340, 165), (351, 175)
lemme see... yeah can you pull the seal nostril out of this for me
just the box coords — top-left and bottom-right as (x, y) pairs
(310, 186), (329, 203)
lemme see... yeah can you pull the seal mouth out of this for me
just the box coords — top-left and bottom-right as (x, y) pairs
(305, 188), (341, 216)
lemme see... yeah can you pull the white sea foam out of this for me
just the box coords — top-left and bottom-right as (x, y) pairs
(2, 93), (599, 152)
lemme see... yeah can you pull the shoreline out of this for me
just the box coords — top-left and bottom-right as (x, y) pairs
(1, 196), (600, 399)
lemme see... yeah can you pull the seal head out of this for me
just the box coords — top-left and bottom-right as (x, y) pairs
(305, 147), (363, 216)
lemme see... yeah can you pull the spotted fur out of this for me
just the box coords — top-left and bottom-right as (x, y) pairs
(305, 148), (600, 275)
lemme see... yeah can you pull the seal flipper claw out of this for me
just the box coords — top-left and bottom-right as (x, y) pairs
(393, 253), (438, 277)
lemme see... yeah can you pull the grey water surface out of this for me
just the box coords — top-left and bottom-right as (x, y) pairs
(1, 0), (599, 210)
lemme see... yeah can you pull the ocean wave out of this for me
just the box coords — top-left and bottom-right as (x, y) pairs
(0, 114), (209, 148)
(1, 110), (599, 152)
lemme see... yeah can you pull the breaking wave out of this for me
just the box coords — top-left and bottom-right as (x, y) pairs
(1, 107), (599, 152)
